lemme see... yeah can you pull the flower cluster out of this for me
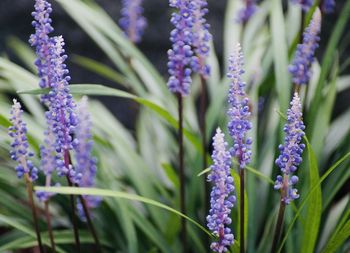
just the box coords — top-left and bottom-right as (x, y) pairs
(289, 9), (321, 85)
(274, 93), (306, 204)
(191, 0), (211, 78)
(207, 128), (236, 253)
(237, 0), (257, 23)
(227, 44), (252, 169)
(167, 0), (197, 96)
(119, 0), (147, 44)
(29, 0), (54, 103)
(291, 0), (314, 12)
(322, 0), (335, 13)
(74, 97), (101, 219)
(9, 100), (38, 181)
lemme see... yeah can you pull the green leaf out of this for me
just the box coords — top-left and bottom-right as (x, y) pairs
(270, 0), (291, 111)
(300, 138), (322, 253)
(277, 151), (350, 252)
(321, 220), (350, 253)
(0, 214), (67, 253)
(34, 186), (212, 237)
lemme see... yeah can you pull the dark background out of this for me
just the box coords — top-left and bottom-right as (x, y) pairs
(0, 0), (348, 127)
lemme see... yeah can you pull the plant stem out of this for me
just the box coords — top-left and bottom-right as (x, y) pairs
(78, 192), (103, 252)
(65, 174), (81, 253)
(25, 174), (45, 253)
(240, 168), (245, 253)
(44, 201), (56, 253)
(271, 200), (286, 253)
(199, 76), (209, 219)
(177, 93), (187, 252)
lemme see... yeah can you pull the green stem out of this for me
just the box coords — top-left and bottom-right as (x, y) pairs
(271, 200), (286, 253)
(240, 169), (245, 253)
(44, 201), (56, 253)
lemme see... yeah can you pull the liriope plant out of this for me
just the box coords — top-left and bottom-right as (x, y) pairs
(0, 0), (349, 252)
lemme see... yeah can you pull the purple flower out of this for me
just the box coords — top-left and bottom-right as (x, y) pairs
(191, 0), (211, 78)
(167, 0), (197, 96)
(322, 0), (335, 13)
(8, 100), (38, 181)
(289, 9), (321, 85)
(291, 0), (314, 11)
(237, 0), (257, 23)
(36, 119), (61, 201)
(207, 128), (236, 253)
(227, 44), (252, 169)
(119, 0), (147, 44)
(74, 97), (101, 219)
(29, 0), (55, 103)
(274, 93), (305, 204)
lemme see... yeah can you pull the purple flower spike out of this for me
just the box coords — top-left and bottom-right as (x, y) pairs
(119, 0), (147, 44)
(237, 0), (257, 23)
(29, 0), (55, 103)
(9, 100), (38, 181)
(207, 128), (236, 253)
(322, 0), (335, 13)
(227, 44), (252, 169)
(274, 93), (306, 204)
(167, 0), (197, 96)
(291, 0), (314, 12)
(192, 0), (211, 78)
(36, 120), (61, 201)
(289, 9), (321, 85)
(74, 97), (101, 220)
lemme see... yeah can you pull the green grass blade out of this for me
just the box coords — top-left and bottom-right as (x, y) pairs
(300, 138), (322, 253)
(321, 220), (350, 253)
(35, 186), (212, 237)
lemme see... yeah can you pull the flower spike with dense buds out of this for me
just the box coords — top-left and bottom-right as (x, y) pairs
(74, 97), (101, 219)
(289, 9), (321, 85)
(227, 44), (252, 169)
(322, 0), (335, 13)
(237, 0), (257, 23)
(9, 100), (38, 181)
(274, 93), (306, 204)
(119, 0), (147, 44)
(167, 0), (197, 96)
(291, 0), (314, 11)
(192, 0), (211, 78)
(207, 128), (236, 253)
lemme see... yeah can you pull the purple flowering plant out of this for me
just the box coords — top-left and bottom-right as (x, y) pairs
(0, 0), (349, 253)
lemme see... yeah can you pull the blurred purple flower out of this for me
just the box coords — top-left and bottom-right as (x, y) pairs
(74, 97), (101, 219)
(289, 9), (321, 85)
(227, 44), (252, 169)
(167, 0), (197, 96)
(274, 93), (305, 204)
(237, 0), (257, 23)
(291, 0), (314, 11)
(192, 0), (211, 78)
(322, 0), (335, 13)
(119, 0), (147, 43)
(9, 100), (38, 181)
(207, 128), (236, 253)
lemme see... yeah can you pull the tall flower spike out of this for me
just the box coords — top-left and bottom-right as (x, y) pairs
(227, 44), (252, 169)
(207, 128), (236, 253)
(30, 0), (55, 103)
(9, 100), (38, 181)
(291, 0), (314, 12)
(167, 0), (197, 96)
(274, 93), (306, 204)
(322, 0), (335, 14)
(74, 97), (100, 219)
(45, 36), (78, 176)
(191, 0), (211, 78)
(289, 9), (321, 85)
(237, 0), (257, 23)
(119, 0), (147, 44)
